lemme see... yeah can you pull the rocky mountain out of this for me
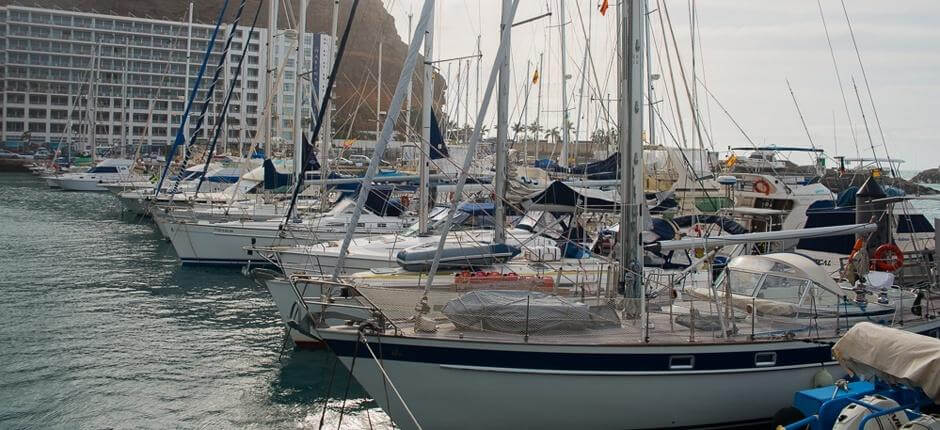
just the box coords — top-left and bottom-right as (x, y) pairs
(912, 168), (940, 184)
(5, 0), (445, 138)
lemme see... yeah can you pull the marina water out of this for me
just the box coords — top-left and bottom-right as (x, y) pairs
(0, 173), (389, 428)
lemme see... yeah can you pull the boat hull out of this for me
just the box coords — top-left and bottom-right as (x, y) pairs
(58, 177), (110, 191)
(319, 320), (940, 430)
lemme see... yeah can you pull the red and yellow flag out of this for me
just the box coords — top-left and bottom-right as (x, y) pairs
(600, 0), (609, 16)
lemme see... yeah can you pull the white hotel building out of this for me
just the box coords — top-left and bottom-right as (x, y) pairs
(0, 5), (333, 155)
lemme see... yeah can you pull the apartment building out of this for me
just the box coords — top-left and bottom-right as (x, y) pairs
(0, 5), (333, 155)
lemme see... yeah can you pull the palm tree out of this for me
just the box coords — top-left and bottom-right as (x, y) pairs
(527, 122), (543, 137)
(545, 127), (560, 143)
(511, 122), (525, 138)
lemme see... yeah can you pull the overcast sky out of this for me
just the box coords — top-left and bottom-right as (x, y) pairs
(377, 0), (939, 170)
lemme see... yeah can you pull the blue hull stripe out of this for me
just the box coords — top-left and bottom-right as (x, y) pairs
(323, 325), (940, 373)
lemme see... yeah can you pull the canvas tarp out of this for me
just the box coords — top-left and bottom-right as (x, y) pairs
(832, 322), (940, 402)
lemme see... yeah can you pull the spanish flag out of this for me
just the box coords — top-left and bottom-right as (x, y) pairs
(532, 69), (540, 85)
(600, 0), (609, 16)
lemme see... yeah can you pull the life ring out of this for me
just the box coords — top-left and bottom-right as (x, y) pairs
(872, 243), (904, 272)
(753, 178), (772, 195)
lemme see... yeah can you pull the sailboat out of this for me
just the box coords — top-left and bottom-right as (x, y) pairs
(287, 1), (939, 428)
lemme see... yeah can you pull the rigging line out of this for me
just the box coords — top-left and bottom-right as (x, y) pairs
(654, 0), (687, 148)
(283, 0), (362, 223)
(691, 1), (715, 151)
(850, 76), (881, 171)
(195, 0), (264, 197)
(155, 0), (231, 196)
(172, 0), (250, 196)
(839, 0), (895, 176)
(662, 0), (706, 159)
(786, 78), (819, 151)
(816, 0), (859, 160)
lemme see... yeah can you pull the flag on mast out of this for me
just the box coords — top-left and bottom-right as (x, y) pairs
(599, 0), (609, 16)
(532, 69), (540, 85)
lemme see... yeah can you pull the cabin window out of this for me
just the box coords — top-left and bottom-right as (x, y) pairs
(754, 352), (777, 367)
(377, 223), (387, 228)
(755, 275), (807, 304)
(357, 223), (365, 228)
(726, 270), (763, 296)
(669, 355), (694, 370)
(87, 166), (118, 173)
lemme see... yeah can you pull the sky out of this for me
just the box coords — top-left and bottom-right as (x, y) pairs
(376, 0), (940, 170)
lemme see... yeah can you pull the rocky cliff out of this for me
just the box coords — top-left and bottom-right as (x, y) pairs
(912, 168), (940, 184)
(5, 0), (445, 138)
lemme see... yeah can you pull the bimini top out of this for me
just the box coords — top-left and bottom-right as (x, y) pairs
(726, 252), (841, 294)
(729, 146), (824, 153)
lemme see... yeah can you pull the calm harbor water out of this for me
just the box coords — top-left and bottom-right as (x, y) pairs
(1, 171), (937, 429)
(0, 173), (389, 429)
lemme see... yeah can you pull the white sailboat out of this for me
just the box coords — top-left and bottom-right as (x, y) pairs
(294, 2), (940, 428)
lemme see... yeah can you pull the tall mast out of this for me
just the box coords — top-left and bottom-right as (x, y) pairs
(121, 47), (128, 159)
(418, 6), (434, 235)
(376, 40), (383, 143)
(493, 0), (511, 244)
(619, 0), (646, 320)
(475, 35), (481, 130)
(404, 12), (414, 161)
(464, 59), (471, 142)
(558, 0), (570, 167)
(292, 0), (308, 178)
(573, 1), (591, 162)
(522, 60), (530, 163)
(321, 0), (339, 210)
(645, 0), (655, 149)
(264, 0), (277, 157)
(535, 52), (543, 161)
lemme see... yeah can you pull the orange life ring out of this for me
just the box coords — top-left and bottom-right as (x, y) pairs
(872, 243), (904, 272)
(753, 178), (772, 195)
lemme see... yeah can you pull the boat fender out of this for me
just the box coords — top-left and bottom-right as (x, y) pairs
(771, 407), (806, 430)
(812, 369), (834, 388)
(753, 178), (773, 195)
(872, 243), (904, 272)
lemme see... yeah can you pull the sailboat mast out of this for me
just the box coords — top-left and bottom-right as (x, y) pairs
(418, 6), (434, 235)
(321, 0), (339, 210)
(404, 12), (414, 161)
(263, 0), (276, 157)
(292, 0), (308, 178)
(558, 0), (570, 168)
(619, 0), (645, 319)
(493, 0), (511, 244)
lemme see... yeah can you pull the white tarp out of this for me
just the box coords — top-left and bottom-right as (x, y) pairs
(832, 322), (940, 402)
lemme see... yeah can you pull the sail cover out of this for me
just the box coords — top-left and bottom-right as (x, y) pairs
(442, 291), (620, 333)
(430, 110), (449, 159)
(523, 180), (619, 212)
(363, 187), (405, 217)
(262, 159), (291, 190)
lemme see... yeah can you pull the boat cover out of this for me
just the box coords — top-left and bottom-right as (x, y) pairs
(442, 290), (619, 333)
(524, 180), (619, 212)
(832, 322), (940, 402)
(395, 243), (521, 272)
